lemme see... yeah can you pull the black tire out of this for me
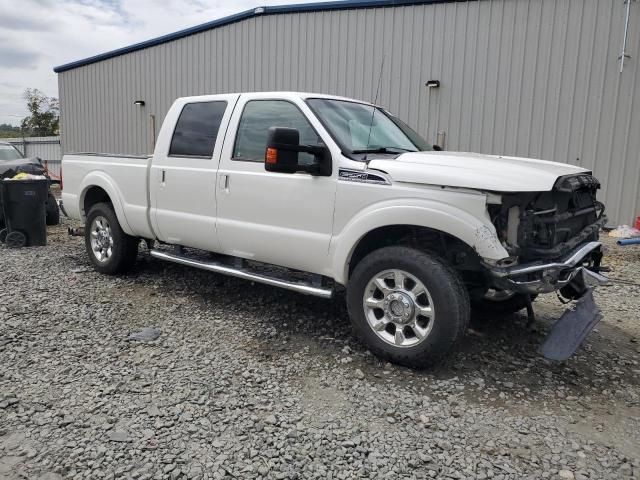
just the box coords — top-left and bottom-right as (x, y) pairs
(471, 291), (536, 315)
(346, 246), (470, 368)
(46, 193), (60, 226)
(0, 228), (8, 244)
(85, 202), (138, 274)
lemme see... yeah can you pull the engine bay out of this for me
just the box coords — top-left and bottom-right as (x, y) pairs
(490, 174), (607, 262)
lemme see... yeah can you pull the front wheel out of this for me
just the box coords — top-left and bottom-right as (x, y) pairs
(346, 246), (470, 368)
(85, 202), (138, 274)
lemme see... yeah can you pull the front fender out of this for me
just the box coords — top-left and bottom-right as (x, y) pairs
(330, 199), (508, 284)
(79, 172), (134, 236)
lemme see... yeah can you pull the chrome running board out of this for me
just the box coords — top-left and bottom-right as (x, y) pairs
(150, 249), (334, 299)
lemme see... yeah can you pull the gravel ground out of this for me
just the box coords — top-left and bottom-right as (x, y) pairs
(1, 214), (639, 480)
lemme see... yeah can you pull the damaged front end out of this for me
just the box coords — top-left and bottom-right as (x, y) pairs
(481, 173), (611, 360)
(487, 241), (609, 298)
(486, 173), (609, 300)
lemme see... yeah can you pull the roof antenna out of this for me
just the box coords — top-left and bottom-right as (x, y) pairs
(365, 54), (385, 150)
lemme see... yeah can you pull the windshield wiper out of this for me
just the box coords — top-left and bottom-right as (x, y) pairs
(351, 146), (417, 154)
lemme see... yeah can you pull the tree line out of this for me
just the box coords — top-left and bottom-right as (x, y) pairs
(1, 88), (59, 138)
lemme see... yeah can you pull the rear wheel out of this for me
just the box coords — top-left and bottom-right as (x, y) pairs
(85, 202), (138, 274)
(347, 246), (469, 368)
(471, 290), (536, 315)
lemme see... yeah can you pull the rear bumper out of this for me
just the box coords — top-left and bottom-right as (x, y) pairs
(485, 241), (609, 295)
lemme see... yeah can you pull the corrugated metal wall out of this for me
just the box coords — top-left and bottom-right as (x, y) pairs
(5, 136), (61, 161)
(58, 0), (640, 224)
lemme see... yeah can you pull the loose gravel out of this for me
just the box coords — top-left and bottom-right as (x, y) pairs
(1, 215), (639, 480)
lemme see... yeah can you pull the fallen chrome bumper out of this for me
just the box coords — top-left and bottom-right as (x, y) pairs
(485, 241), (610, 295)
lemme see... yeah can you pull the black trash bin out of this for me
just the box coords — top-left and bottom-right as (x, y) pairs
(0, 179), (49, 248)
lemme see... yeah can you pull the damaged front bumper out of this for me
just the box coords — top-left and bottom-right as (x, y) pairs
(485, 241), (610, 297)
(486, 241), (611, 360)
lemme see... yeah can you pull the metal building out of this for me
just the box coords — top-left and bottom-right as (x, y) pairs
(54, 0), (640, 224)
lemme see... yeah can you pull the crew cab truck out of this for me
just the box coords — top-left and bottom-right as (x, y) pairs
(62, 92), (608, 367)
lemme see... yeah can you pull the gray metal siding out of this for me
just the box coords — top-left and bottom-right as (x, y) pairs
(5, 136), (61, 161)
(58, 0), (640, 224)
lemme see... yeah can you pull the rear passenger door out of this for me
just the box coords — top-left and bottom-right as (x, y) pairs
(150, 95), (238, 251)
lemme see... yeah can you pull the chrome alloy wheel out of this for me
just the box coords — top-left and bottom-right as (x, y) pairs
(90, 215), (114, 263)
(362, 269), (435, 348)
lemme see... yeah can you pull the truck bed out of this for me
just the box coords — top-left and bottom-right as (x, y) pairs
(61, 153), (154, 238)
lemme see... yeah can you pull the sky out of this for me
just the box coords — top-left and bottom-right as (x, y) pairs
(0, 0), (320, 126)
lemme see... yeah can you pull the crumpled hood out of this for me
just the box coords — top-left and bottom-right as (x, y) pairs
(368, 151), (589, 192)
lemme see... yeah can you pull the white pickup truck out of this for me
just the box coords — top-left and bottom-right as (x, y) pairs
(62, 92), (608, 366)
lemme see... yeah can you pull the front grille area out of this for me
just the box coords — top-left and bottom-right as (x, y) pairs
(490, 174), (606, 261)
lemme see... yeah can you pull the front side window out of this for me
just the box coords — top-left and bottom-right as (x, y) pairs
(306, 98), (429, 160)
(0, 144), (24, 161)
(233, 100), (322, 163)
(169, 101), (227, 158)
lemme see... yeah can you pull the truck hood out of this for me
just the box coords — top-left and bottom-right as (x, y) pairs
(368, 151), (589, 192)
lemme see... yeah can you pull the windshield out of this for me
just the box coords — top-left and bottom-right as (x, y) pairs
(306, 98), (429, 160)
(0, 144), (24, 161)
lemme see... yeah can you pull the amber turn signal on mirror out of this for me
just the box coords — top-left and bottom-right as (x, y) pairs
(265, 147), (278, 164)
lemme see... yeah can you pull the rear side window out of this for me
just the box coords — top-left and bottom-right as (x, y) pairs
(169, 101), (227, 158)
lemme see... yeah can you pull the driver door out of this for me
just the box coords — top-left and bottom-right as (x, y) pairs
(215, 96), (337, 276)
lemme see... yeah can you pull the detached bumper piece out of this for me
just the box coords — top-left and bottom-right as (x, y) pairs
(487, 241), (611, 361)
(539, 289), (602, 361)
(486, 241), (610, 296)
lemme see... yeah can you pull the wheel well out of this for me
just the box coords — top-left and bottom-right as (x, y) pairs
(348, 225), (482, 278)
(83, 186), (111, 217)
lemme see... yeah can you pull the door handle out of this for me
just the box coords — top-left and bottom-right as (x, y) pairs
(161, 170), (166, 183)
(219, 174), (229, 191)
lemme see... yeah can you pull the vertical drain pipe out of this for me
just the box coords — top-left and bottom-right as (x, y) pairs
(149, 114), (157, 153)
(620, 0), (634, 73)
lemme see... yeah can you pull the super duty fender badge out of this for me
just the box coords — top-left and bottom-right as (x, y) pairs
(338, 169), (391, 185)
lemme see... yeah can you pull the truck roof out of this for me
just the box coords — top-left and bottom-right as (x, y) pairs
(175, 91), (377, 107)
